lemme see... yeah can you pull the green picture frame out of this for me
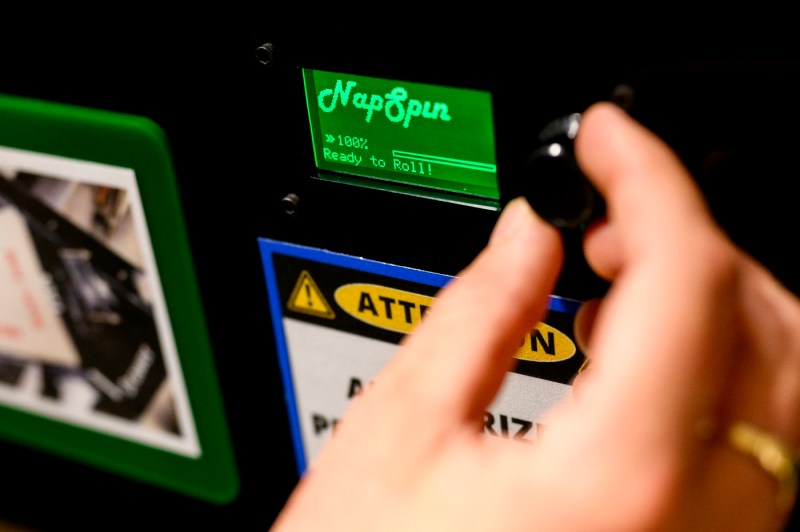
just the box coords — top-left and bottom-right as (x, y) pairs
(0, 93), (239, 503)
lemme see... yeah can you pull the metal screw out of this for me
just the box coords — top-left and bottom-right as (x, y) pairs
(255, 43), (274, 67)
(611, 83), (635, 112)
(281, 193), (300, 216)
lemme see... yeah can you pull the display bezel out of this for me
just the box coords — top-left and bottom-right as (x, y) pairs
(302, 68), (502, 207)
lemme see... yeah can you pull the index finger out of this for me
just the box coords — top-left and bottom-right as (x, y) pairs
(380, 197), (564, 426)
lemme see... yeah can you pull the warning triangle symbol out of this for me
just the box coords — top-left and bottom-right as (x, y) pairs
(287, 270), (336, 319)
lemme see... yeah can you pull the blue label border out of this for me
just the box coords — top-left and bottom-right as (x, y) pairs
(258, 238), (582, 474)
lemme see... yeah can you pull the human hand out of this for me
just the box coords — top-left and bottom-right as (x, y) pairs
(270, 102), (800, 531)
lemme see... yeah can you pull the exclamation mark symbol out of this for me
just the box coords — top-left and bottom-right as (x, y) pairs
(288, 270), (335, 319)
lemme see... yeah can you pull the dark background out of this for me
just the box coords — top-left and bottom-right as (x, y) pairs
(1, 12), (800, 529)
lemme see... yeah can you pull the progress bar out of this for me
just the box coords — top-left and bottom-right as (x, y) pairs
(392, 150), (496, 173)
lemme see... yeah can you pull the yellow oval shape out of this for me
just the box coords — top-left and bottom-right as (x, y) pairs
(514, 322), (576, 362)
(335, 283), (434, 334)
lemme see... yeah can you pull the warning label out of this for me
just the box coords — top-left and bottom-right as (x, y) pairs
(259, 238), (585, 474)
(287, 270), (335, 319)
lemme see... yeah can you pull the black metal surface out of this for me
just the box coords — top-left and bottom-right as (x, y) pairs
(1, 12), (799, 530)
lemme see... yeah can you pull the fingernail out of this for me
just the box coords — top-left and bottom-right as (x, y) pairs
(490, 197), (534, 245)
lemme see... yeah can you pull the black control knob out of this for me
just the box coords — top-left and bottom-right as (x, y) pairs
(520, 113), (603, 230)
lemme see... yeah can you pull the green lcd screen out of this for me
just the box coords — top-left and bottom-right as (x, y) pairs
(303, 69), (500, 202)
